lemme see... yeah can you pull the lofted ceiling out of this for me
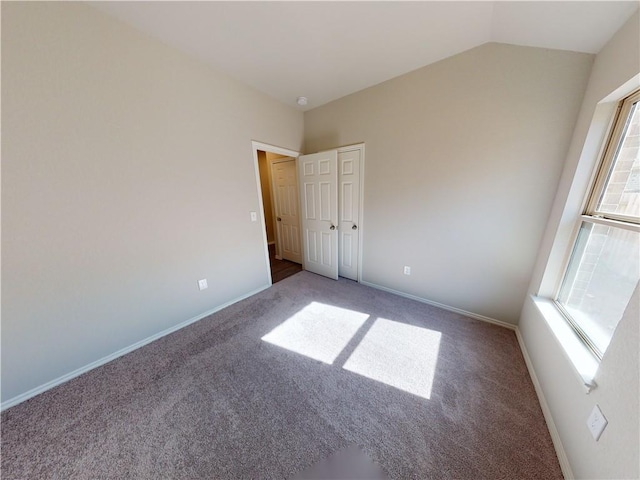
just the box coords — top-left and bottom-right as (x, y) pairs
(91, 1), (639, 111)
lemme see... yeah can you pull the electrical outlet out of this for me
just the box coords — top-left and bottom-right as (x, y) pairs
(587, 405), (607, 441)
(250, 211), (257, 222)
(198, 279), (208, 291)
(404, 266), (411, 275)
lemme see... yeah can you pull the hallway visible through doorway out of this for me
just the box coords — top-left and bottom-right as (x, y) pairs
(269, 243), (302, 283)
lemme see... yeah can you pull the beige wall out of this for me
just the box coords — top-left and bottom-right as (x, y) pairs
(3, 17), (632, 478)
(519, 11), (639, 479)
(304, 43), (593, 324)
(1, 2), (303, 403)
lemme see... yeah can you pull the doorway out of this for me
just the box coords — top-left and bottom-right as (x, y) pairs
(253, 142), (303, 284)
(252, 141), (364, 285)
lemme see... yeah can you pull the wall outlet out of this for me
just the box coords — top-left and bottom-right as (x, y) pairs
(587, 404), (607, 441)
(404, 266), (411, 275)
(198, 279), (208, 291)
(250, 211), (258, 222)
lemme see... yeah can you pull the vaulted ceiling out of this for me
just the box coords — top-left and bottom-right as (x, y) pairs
(92, 1), (638, 111)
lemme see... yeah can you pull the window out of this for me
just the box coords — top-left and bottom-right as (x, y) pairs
(556, 89), (640, 360)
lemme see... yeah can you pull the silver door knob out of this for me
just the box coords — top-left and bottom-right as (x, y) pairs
(352, 224), (358, 230)
(330, 224), (336, 230)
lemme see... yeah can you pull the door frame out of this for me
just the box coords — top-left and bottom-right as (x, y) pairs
(251, 141), (301, 286)
(251, 141), (365, 284)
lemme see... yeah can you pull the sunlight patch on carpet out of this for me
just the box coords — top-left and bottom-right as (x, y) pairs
(261, 302), (369, 364)
(342, 319), (441, 399)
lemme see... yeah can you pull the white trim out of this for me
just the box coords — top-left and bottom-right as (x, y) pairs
(515, 327), (575, 480)
(580, 214), (640, 232)
(0, 284), (271, 412)
(537, 78), (639, 299)
(360, 280), (515, 330)
(538, 102), (618, 299)
(251, 141), (301, 285)
(531, 296), (598, 392)
(251, 141), (300, 159)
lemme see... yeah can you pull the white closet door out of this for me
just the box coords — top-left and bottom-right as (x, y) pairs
(338, 149), (360, 281)
(297, 151), (339, 280)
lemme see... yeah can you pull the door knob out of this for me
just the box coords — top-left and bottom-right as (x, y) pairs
(352, 224), (358, 230)
(330, 224), (336, 230)
(277, 217), (282, 222)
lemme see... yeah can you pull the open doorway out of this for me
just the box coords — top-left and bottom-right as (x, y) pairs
(252, 142), (302, 284)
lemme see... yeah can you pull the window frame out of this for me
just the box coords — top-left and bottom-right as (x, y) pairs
(586, 89), (640, 224)
(554, 88), (640, 361)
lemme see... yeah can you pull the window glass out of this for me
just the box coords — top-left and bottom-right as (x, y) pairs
(595, 99), (640, 219)
(556, 90), (640, 359)
(557, 222), (639, 356)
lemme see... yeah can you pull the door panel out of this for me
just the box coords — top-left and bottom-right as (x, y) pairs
(338, 150), (360, 280)
(320, 182), (332, 220)
(304, 184), (316, 219)
(298, 151), (338, 280)
(271, 159), (302, 264)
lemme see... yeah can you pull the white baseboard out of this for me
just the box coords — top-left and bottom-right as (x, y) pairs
(0, 284), (271, 412)
(359, 280), (516, 330)
(515, 328), (574, 480)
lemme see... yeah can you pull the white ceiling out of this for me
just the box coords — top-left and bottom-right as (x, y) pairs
(92, 1), (638, 111)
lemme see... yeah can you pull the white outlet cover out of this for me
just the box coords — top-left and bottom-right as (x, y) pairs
(587, 404), (608, 441)
(250, 211), (257, 222)
(198, 279), (208, 290)
(404, 266), (411, 275)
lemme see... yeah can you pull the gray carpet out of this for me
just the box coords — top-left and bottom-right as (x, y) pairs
(1, 271), (562, 479)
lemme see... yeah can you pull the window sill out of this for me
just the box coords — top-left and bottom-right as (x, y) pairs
(531, 295), (599, 393)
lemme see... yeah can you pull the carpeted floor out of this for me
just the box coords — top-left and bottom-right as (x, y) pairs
(1, 271), (562, 479)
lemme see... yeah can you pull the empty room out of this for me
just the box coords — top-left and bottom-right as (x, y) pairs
(2, 2), (639, 479)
